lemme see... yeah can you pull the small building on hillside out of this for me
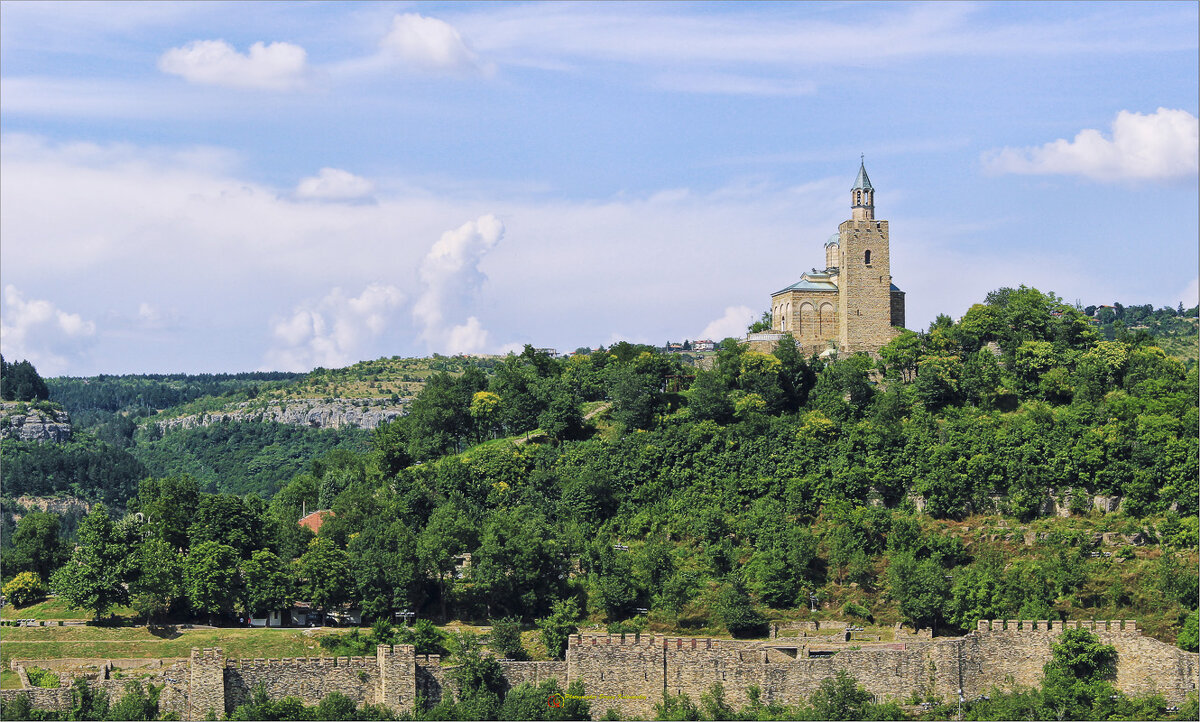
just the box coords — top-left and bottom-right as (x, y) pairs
(298, 509), (333, 535)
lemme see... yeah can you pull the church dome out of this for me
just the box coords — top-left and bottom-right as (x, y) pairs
(824, 233), (840, 247)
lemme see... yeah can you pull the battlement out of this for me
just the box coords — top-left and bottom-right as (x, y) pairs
(224, 655), (376, 669)
(191, 647), (224, 660)
(570, 633), (720, 649)
(376, 644), (415, 657)
(416, 654), (441, 665)
(975, 619), (1139, 633)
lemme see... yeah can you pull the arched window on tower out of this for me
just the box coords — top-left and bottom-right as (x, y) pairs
(855, 190), (861, 205)
(864, 249), (872, 265)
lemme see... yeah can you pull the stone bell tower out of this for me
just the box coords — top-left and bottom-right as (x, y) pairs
(838, 159), (898, 352)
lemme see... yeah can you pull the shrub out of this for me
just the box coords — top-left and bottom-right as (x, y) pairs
(26, 666), (61, 688)
(3, 572), (47, 607)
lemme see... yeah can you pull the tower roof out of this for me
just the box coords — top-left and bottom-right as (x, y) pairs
(852, 160), (873, 191)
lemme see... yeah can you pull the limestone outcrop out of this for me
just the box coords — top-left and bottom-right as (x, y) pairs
(154, 397), (406, 433)
(0, 402), (72, 443)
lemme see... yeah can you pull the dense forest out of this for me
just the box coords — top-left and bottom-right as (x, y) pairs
(1, 287), (1197, 720)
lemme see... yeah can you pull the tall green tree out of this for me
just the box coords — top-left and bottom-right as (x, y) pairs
(183, 540), (241, 623)
(2, 511), (69, 582)
(128, 537), (183, 624)
(133, 476), (201, 551)
(240, 548), (294, 619)
(51, 506), (130, 619)
(297, 536), (352, 620)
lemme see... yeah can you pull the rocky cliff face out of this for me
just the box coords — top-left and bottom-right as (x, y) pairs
(154, 397), (406, 433)
(0, 402), (72, 443)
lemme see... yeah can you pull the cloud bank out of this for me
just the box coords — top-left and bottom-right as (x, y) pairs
(264, 284), (406, 372)
(414, 215), (505, 354)
(1, 285), (96, 375)
(296, 168), (375, 201)
(159, 39), (309, 90)
(983, 108), (1199, 182)
(380, 13), (490, 74)
(699, 305), (758, 342)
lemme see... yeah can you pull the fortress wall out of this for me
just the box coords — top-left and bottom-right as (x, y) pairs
(0, 687), (73, 710)
(498, 660), (568, 690)
(377, 644), (416, 711)
(567, 634), (666, 719)
(223, 654), (381, 712)
(972, 619), (1199, 701)
(6, 623), (1196, 721)
(188, 648), (225, 720)
(415, 654), (455, 705)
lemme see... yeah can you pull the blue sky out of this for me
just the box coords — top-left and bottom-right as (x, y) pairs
(2, 1), (1197, 375)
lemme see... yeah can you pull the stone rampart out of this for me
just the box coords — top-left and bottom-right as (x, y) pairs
(970, 619), (1199, 702)
(224, 655), (381, 711)
(4, 622), (1195, 720)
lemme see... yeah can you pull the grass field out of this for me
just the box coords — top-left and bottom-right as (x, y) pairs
(0, 626), (339, 675)
(1, 598), (135, 621)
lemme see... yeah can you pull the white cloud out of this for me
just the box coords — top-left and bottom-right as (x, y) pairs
(263, 283), (406, 371)
(445, 317), (490, 355)
(413, 215), (505, 353)
(699, 305), (758, 342)
(159, 39), (309, 90)
(379, 13), (490, 74)
(1176, 277), (1199, 310)
(983, 108), (1200, 182)
(296, 168), (375, 201)
(1, 285), (96, 375)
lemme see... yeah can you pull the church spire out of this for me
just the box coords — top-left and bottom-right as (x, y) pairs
(852, 155), (873, 191)
(851, 156), (874, 221)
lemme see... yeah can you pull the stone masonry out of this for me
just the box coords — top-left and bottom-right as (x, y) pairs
(3, 622), (1195, 720)
(762, 161), (905, 357)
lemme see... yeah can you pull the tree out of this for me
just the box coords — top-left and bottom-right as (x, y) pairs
(488, 616), (528, 660)
(418, 500), (477, 620)
(886, 551), (948, 632)
(399, 618), (447, 655)
(0, 356), (49, 401)
(448, 632), (506, 720)
(348, 520), (417, 621)
(107, 681), (159, 721)
(189, 494), (266, 559)
(240, 548), (293, 620)
(297, 536), (352, 621)
(183, 541), (241, 623)
(133, 476), (201, 551)
(537, 597), (580, 660)
(806, 671), (873, 720)
(1040, 627), (1120, 720)
(879, 330), (921, 382)
(51, 506), (131, 619)
(537, 380), (585, 441)
(1, 510), (68, 582)
(747, 310), (773, 333)
(471, 507), (567, 619)
(1178, 610), (1198, 653)
(713, 578), (767, 638)
(129, 537), (183, 623)
(610, 365), (663, 430)
(469, 390), (502, 442)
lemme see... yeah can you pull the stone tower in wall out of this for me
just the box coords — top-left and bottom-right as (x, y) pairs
(837, 161), (902, 353)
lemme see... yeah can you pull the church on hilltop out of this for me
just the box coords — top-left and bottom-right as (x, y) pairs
(753, 160), (906, 356)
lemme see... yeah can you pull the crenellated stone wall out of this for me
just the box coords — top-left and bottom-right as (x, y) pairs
(3, 622), (1195, 721)
(224, 654), (382, 710)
